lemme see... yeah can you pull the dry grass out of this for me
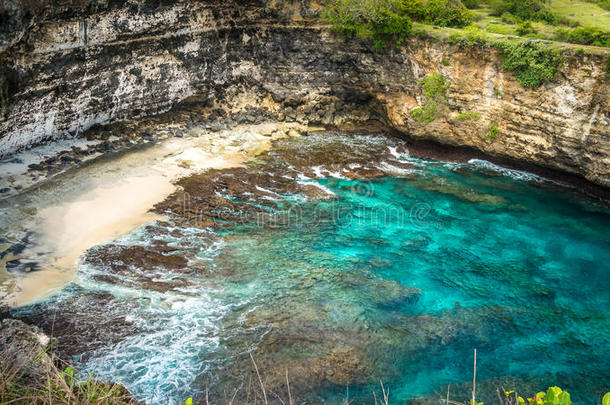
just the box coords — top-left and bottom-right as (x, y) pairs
(0, 340), (137, 405)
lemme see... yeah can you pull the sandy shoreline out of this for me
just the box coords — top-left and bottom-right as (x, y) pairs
(0, 123), (305, 306)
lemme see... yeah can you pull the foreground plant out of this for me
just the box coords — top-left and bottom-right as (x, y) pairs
(0, 340), (137, 404)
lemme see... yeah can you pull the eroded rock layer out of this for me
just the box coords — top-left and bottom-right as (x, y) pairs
(1, 0), (609, 187)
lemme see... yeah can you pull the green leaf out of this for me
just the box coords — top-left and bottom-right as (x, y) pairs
(558, 391), (572, 405)
(546, 387), (564, 405)
(602, 392), (610, 405)
(185, 398), (193, 405)
(63, 366), (75, 376)
(517, 397), (526, 405)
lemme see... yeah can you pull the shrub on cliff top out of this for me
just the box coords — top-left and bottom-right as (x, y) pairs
(322, 0), (413, 48)
(489, 0), (558, 25)
(323, 0), (474, 48)
(499, 40), (562, 88)
(554, 26), (610, 48)
(420, 0), (474, 27)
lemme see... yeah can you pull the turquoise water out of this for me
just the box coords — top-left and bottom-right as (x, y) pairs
(15, 133), (610, 404)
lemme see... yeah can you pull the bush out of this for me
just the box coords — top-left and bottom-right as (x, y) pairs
(421, 0), (474, 27)
(487, 121), (500, 140)
(462, 0), (480, 9)
(515, 20), (535, 36)
(420, 72), (450, 99)
(323, 0), (475, 44)
(500, 40), (562, 88)
(554, 26), (610, 47)
(413, 73), (450, 123)
(412, 102), (439, 122)
(322, 0), (413, 49)
(500, 12), (519, 24)
(462, 25), (486, 45)
(372, 10), (413, 49)
(489, 0), (558, 25)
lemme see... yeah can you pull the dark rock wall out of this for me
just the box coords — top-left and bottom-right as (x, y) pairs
(0, 0), (609, 186)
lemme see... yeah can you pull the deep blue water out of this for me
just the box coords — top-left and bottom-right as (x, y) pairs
(15, 134), (610, 404)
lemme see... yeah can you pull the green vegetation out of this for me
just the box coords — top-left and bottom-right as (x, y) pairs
(554, 26), (610, 47)
(606, 54), (610, 74)
(1, 365), (136, 404)
(488, 0), (559, 25)
(550, 0), (610, 27)
(418, 0), (474, 27)
(499, 40), (562, 88)
(412, 72), (449, 123)
(323, 0), (608, 89)
(496, 386), (573, 405)
(323, 0), (476, 49)
(487, 121), (500, 140)
(322, 0), (413, 49)
(471, 0), (610, 47)
(588, 0), (610, 10)
(462, 0), (481, 9)
(455, 111), (481, 121)
(515, 20), (535, 36)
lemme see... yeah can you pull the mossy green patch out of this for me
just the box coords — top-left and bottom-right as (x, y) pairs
(455, 111), (481, 121)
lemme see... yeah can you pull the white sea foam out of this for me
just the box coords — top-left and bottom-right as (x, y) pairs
(311, 166), (325, 178)
(378, 161), (414, 176)
(297, 181), (336, 196)
(388, 146), (410, 160)
(327, 170), (348, 179)
(255, 186), (281, 197)
(468, 159), (545, 182)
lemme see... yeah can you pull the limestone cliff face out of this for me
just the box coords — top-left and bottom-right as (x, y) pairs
(1, 0), (608, 186)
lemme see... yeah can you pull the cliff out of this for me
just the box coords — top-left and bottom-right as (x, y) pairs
(1, 0), (609, 186)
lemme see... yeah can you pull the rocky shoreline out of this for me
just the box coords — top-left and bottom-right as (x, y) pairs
(2, 95), (609, 204)
(5, 128), (608, 404)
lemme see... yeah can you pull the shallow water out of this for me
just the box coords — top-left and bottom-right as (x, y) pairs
(10, 131), (610, 404)
(0, 124), (296, 304)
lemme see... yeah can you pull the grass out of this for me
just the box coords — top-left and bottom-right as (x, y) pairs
(487, 121), (500, 140)
(471, 0), (610, 43)
(549, 0), (610, 28)
(0, 340), (137, 404)
(455, 111), (482, 121)
(411, 19), (609, 56)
